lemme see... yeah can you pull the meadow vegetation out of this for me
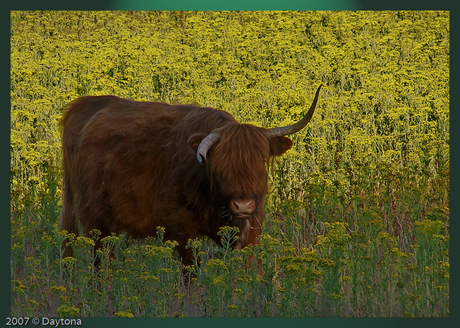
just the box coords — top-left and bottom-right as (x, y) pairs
(10, 11), (449, 317)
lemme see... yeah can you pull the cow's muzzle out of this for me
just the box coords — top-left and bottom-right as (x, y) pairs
(230, 196), (256, 219)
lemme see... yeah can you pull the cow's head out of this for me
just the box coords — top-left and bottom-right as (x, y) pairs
(189, 85), (322, 219)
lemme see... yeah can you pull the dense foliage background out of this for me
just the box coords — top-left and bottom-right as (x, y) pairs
(10, 11), (449, 317)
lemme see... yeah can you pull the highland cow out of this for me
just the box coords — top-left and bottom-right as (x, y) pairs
(60, 85), (321, 267)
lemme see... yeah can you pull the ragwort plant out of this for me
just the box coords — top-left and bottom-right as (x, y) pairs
(11, 11), (448, 317)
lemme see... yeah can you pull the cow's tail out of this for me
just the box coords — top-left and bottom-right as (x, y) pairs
(60, 174), (78, 258)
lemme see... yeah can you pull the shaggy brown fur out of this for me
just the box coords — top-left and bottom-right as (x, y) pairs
(60, 96), (293, 267)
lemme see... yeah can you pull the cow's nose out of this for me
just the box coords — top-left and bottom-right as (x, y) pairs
(231, 197), (255, 215)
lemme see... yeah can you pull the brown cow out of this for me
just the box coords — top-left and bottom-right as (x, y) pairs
(60, 85), (321, 268)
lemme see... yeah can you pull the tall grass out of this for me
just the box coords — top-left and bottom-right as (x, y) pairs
(10, 11), (449, 317)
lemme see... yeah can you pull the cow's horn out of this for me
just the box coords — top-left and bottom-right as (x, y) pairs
(197, 132), (220, 164)
(266, 84), (322, 138)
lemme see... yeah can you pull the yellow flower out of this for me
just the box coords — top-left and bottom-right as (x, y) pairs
(114, 311), (134, 318)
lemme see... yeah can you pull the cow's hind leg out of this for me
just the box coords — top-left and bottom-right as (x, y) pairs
(79, 221), (115, 270)
(60, 175), (78, 259)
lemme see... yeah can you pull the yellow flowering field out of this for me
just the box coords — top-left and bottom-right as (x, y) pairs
(10, 11), (449, 317)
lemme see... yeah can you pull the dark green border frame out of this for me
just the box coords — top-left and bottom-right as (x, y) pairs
(4, 1), (457, 327)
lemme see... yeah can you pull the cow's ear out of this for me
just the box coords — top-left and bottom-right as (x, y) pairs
(188, 133), (206, 153)
(269, 136), (293, 157)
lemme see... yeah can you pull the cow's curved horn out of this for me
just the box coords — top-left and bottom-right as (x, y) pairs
(266, 84), (322, 138)
(197, 132), (220, 164)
